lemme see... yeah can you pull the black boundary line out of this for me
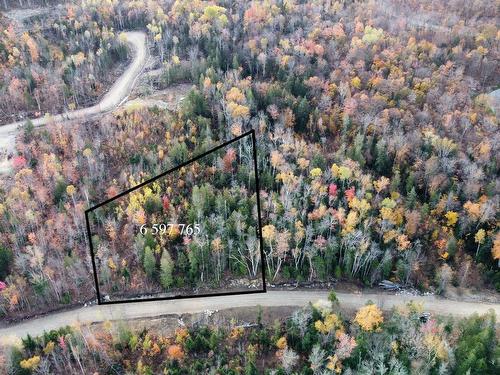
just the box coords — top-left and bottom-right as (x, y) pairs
(97, 289), (266, 306)
(85, 129), (266, 305)
(252, 129), (267, 293)
(85, 210), (103, 303)
(85, 129), (255, 214)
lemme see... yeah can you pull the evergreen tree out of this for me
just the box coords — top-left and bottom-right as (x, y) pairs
(182, 89), (209, 119)
(454, 312), (499, 375)
(390, 169), (401, 192)
(352, 133), (366, 167)
(405, 172), (415, 194)
(294, 97), (311, 132)
(244, 361), (258, 375)
(406, 187), (417, 209)
(375, 139), (389, 175)
(160, 250), (174, 289)
(0, 245), (13, 280)
(143, 246), (156, 279)
(232, 54), (239, 69)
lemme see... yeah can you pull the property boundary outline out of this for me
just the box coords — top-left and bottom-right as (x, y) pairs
(84, 129), (267, 305)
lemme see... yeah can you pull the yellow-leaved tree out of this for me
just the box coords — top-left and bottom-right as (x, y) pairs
(475, 229), (486, 257)
(354, 303), (384, 331)
(20, 356), (41, 370)
(445, 211), (458, 227)
(315, 313), (343, 334)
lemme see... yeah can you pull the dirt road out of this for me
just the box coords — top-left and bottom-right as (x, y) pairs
(1, 290), (498, 345)
(0, 31), (147, 172)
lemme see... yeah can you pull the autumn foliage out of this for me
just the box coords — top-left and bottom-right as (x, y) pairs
(0, 0), (499, 319)
(4, 298), (499, 374)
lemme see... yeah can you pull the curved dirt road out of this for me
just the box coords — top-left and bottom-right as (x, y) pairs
(0, 31), (147, 157)
(1, 290), (498, 345)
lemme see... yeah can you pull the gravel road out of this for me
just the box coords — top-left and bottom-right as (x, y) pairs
(0, 31), (147, 172)
(1, 290), (498, 345)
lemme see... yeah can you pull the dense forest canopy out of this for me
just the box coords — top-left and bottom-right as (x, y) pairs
(0, 0), (498, 320)
(88, 132), (263, 301)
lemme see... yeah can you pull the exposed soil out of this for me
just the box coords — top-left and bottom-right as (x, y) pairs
(2, 281), (498, 328)
(87, 305), (299, 340)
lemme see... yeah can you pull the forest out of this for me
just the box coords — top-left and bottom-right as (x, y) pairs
(0, 0), (498, 320)
(87, 132), (263, 302)
(2, 295), (499, 374)
(0, 3), (129, 124)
